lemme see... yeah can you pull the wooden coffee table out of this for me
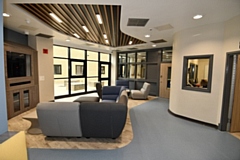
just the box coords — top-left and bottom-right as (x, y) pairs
(22, 111), (42, 135)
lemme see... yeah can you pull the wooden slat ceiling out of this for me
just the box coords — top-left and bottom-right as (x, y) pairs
(16, 4), (146, 47)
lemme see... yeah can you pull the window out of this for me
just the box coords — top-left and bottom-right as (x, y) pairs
(162, 50), (172, 62)
(54, 65), (62, 74)
(76, 65), (83, 75)
(182, 55), (213, 92)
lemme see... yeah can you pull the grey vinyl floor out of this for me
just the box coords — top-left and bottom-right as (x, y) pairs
(28, 98), (240, 160)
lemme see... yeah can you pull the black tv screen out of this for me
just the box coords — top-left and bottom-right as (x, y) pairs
(7, 51), (31, 78)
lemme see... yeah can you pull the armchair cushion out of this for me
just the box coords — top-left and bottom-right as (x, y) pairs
(131, 82), (151, 99)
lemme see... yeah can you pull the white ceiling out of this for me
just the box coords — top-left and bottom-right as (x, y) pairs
(3, 0), (240, 52)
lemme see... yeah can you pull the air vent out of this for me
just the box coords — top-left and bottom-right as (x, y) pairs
(86, 43), (95, 46)
(127, 18), (149, 27)
(154, 24), (173, 31)
(151, 39), (167, 44)
(36, 33), (53, 38)
(128, 47), (138, 50)
(18, 25), (38, 31)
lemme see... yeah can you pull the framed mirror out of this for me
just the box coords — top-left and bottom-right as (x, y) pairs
(182, 55), (213, 92)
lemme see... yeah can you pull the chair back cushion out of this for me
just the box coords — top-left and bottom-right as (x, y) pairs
(116, 80), (129, 89)
(102, 86), (123, 101)
(117, 90), (128, 106)
(95, 82), (102, 99)
(140, 82), (151, 97)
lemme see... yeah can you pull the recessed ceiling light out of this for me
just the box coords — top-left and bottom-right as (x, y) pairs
(129, 41), (133, 45)
(96, 14), (103, 24)
(3, 13), (10, 17)
(49, 13), (62, 23)
(103, 34), (107, 39)
(105, 40), (109, 44)
(152, 44), (156, 47)
(82, 26), (89, 32)
(193, 14), (203, 20)
(66, 39), (70, 42)
(145, 35), (150, 38)
(73, 33), (80, 38)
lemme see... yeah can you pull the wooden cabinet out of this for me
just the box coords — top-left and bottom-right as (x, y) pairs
(4, 42), (39, 119)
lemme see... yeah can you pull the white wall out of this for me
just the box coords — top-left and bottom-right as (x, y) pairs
(170, 14), (240, 125)
(0, 0), (8, 134)
(111, 51), (117, 86)
(170, 22), (225, 125)
(29, 36), (54, 102)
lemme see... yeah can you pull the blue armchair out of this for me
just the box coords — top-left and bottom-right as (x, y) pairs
(116, 80), (129, 89)
(102, 86), (125, 102)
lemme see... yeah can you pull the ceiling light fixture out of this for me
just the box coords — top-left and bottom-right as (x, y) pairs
(82, 26), (89, 32)
(96, 14), (102, 24)
(73, 33), (80, 38)
(49, 13), (62, 23)
(66, 39), (70, 42)
(129, 41), (133, 45)
(3, 13), (10, 17)
(145, 35), (150, 38)
(105, 40), (109, 44)
(193, 14), (203, 20)
(152, 44), (156, 47)
(103, 34), (107, 39)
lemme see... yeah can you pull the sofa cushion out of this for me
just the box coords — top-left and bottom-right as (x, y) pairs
(37, 102), (82, 137)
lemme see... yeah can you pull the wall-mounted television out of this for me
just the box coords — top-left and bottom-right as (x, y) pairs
(7, 51), (31, 78)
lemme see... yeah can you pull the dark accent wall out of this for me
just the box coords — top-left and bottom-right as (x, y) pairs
(4, 27), (28, 45)
(117, 47), (172, 96)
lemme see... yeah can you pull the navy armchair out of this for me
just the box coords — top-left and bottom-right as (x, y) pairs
(116, 80), (129, 89)
(102, 86), (125, 102)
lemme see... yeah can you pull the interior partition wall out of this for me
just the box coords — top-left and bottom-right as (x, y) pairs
(53, 45), (111, 99)
(117, 47), (172, 96)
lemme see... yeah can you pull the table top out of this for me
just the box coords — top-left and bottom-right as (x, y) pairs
(22, 111), (38, 120)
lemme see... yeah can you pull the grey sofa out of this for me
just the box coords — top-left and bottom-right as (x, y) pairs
(36, 91), (128, 139)
(131, 82), (151, 99)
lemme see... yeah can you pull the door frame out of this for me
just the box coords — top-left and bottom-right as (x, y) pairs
(99, 62), (111, 86)
(220, 50), (240, 131)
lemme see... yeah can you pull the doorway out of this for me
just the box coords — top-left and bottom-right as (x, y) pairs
(220, 51), (240, 134)
(159, 63), (171, 98)
(99, 62), (111, 86)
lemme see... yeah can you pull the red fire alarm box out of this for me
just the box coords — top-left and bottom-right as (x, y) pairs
(43, 49), (48, 54)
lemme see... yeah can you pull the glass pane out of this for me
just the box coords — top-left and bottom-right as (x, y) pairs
(71, 48), (85, 59)
(53, 59), (68, 78)
(24, 90), (30, 108)
(70, 78), (85, 94)
(87, 51), (98, 60)
(13, 92), (20, 112)
(71, 61), (84, 76)
(162, 50), (172, 62)
(137, 52), (146, 62)
(101, 80), (109, 86)
(119, 53), (126, 63)
(54, 79), (69, 96)
(53, 46), (68, 58)
(127, 64), (135, 78)
(87, 78), (98, 92)
(187, 58), (209, 88)
(100, 53), (109, 62)
(167, 67), (171, 88)
(87, 61), (98, 77)
(101, 64), (109, 78)
(136, 64), (145, 79)
(127, 53), (135, 63)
